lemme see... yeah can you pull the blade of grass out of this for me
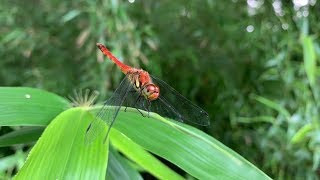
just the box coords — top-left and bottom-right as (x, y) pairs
(252, 94), (290, 120)
(237, 116), (276, 124)
(291, 123), (314, 144)
(302, 35), (316, 86)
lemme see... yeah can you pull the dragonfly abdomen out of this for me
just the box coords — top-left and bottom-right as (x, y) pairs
(96, 43), (131, 74)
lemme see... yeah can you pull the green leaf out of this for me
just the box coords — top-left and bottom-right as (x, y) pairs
(110, 128), (184, 180)
(291, 123), (314, 144)
(301, 17), (309, 36)
(313, 150), (320, 170)
(237, 116), (275, 124)
(252, 95), (291, 120)
(14, 108), (108, 180)
(0, 87), (70, 126)
(106, 108), (271, 180)
(61, 10), (81, 23)
(302, 35), (317, 86)
(0, 127), (44, 147)
(0, 151), (26, 171)
(11, 104), (270, 179)
(2, 29), (25, 43)
(107, 146), (143, 180)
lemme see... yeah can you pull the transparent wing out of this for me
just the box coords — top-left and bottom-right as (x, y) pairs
(85, 75), (134, 144)
(150, 75), (210, 126)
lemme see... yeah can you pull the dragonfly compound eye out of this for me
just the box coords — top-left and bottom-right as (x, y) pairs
(145, 84), (160, 101)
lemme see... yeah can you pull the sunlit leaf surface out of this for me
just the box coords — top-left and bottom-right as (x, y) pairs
(0, 87), (70, 126)
(110, 128), (184, 180)
(105, 107), (271, 180)
(14, 108), (108, 180)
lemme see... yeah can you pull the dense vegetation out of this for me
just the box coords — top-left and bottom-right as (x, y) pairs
(1, 0), (320, 179)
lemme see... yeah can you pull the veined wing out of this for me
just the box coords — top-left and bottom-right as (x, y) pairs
(150, 75), (210, 126)
(85, 75), (134, 144)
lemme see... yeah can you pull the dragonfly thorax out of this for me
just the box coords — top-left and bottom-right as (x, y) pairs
(128, 70), (160, 101)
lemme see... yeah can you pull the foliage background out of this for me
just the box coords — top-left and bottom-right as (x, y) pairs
(0, 0), (320, 179)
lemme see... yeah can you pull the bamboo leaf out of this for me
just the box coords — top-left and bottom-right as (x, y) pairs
(0, 87), (70, 126)
(14, 108), (109, 180)
(105, 108), (271, 180)
(110, 128), (184, 180)
(0, 127), (44, 147)
(107, 146), (143, 180)
(10, 103), (270, 179)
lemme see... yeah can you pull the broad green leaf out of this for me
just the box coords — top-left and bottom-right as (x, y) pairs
(110, 128), (184, 180)
(0, 127), (44, 147)
(14, 108), (108, 180)
(0, 87), (70, 126)
(302, 36), (316, 86)
(253, 95), (290, 120)
(105, 107), (271, 180)
(107, 146), (143, 180)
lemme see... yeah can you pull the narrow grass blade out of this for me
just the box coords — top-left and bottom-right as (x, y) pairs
(237, 116), (275, 124)
(302, 36), (316, 86)
(291, 123), (314, 144)
(252, 94), (290, 120)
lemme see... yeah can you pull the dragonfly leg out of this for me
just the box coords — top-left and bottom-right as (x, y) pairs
(141, 100), (151, 118)
(147, 101), (151, 118)
(86, 123), (92, 132)
(132, 94), (147, 117)
(136, 108), (145, 117)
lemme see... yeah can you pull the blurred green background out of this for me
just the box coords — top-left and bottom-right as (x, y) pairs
(1, 0), (320, 179)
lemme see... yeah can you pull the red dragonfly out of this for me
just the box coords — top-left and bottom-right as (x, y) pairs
(86, 43), (210, 143)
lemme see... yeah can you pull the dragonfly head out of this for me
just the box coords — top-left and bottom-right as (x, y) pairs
(144, 84), (160, 101)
